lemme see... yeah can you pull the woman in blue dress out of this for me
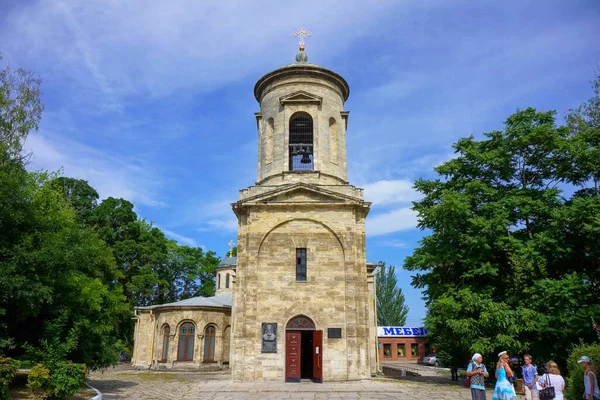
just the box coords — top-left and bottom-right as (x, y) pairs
(493, 351), (517, 400)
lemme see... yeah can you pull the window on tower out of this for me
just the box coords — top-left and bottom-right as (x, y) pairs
(296, 248), (307, 281)
(289, 112), (313, 171)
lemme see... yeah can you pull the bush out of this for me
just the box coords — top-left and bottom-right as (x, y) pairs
(48, 362), (87, 399)
(26, 361), (86, 400)
(0, 356), (20, 400)
(565, 342), (600, 400)
(27, 364), (50, 398)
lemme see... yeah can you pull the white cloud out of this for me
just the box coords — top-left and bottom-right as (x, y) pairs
(362, 179), (420, 205)
(161, 228), (198, 247)
(366, 207), (418, 236)
(0, 0), (409, 110)
(24, 133), (167, 208)
(376, 239), (409, 248)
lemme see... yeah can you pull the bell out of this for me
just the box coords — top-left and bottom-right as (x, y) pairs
(300, 153), (311, 164)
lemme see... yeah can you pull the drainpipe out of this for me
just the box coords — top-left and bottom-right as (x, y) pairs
(373, 263), (383, 373)
(149, 309), (156, 369)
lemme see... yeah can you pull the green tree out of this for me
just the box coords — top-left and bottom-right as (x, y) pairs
(404, 105), (600, 368)
(49, 177), (99, 222)
(376, 263), (409, 326)
(0, 55), (44, 166)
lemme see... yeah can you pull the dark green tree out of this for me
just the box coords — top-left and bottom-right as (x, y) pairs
(404, 104), (600, 368)
(376, 263), (409, 326)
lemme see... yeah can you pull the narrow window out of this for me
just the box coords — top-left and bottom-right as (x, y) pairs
(161, 325), (170, 362)
(289, 113), (313, 171)
(265, 118), (274, 164)
(217, 273), (220, 289)
(397, 343), (405, 357)
(425, 343), (432, 355)
(177, 322), (195, 361)
(296, 248), (307, 282)
(225, 273), (230, 288)
(203, 326), (216, 362)
(411, 343), (419, 357)
(383, 343), (392, 357)
(329, 117), (338, 164)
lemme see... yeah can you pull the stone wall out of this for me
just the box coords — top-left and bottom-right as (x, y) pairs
(231, 201), (374, 382)
(132, 307), (231, 370)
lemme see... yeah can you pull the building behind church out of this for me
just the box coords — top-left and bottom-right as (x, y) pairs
(132, 40), (380, 382)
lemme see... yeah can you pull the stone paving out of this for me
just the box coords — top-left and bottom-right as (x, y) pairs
(88, 366), (506, 400)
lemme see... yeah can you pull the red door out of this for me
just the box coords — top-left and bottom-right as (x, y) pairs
(313, 330), (323, 383)
(286, 331), (301, 382)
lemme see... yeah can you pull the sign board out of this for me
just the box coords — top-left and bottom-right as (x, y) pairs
(261, 323), (277, 353)
(327, 328), (342, 338)
(377, 326), (428, 337)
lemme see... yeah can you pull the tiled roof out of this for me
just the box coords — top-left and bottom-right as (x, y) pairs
(136, 293), (232, 310)
(217, 256), (236, 268)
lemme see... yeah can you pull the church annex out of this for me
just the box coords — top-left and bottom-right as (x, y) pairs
(132, 35), (379, 382)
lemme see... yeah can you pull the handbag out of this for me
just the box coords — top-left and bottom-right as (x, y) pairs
(539, 373), (556, 400)
(464, 361), (473, 388)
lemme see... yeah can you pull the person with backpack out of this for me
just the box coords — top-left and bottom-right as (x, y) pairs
(466, 353), (489, 400)
(578, 356), (600, 400)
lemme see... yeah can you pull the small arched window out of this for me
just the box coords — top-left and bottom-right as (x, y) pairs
(161, 325), (170, 362)
(265, 118), (274, 164)
(203, 325), (216, 362)
(289, 113), (313, 171)
(217, 273), (220, 289)
(177, 322), (195, 361)
(226, 273), (230, 289)
(329, 117), (338, 164)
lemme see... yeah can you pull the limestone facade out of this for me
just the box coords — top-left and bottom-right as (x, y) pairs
(132, 294), (232, 370)
(230, 55), (377, 382)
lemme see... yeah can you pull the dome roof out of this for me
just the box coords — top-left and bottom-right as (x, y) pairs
(254, 55), (350, 103)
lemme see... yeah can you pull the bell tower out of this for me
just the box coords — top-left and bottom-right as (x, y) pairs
(253, 30), (350, 186)
(230, 27), (376, 382)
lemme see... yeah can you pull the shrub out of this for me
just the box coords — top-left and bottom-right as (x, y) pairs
(0, 356), (20, 400)
(47, 362), (87, 399)
(27, 364), (50, 398)
(566, 342), (600, 400)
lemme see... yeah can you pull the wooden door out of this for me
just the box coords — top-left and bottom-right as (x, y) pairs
(286, 331), (301, 382)
(313, 330), (323, 383)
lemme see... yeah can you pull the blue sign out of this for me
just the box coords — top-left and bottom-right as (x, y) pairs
(377, 326), (428, 337)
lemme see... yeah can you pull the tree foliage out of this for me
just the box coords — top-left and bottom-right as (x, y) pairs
(376, 263), (409, 326)
(404, 75), (600, 369)
(0, 57), (220, 370)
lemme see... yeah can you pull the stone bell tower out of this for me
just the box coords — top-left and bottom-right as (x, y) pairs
(230, 27), (377, 382)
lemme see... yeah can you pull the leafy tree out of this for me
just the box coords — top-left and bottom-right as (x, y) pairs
(0, 55), (44, 166)
(49, 177), (99, 222)
(376, 263), (409, 326)
(404, 104), (600, 368)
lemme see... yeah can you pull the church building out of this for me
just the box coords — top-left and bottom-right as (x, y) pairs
(131, 30), (379, 382)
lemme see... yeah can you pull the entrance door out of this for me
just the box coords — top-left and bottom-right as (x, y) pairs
(313, 330), (323, 383)
(285, 331), (301, 382)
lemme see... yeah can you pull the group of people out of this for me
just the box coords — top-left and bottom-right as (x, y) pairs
(466, 352), (599, 400)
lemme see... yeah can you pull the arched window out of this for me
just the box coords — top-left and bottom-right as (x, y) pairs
(203, 325), (216, 362)
(286, 315), (316, 330)
(225, 273), (230, 289)
(265, 118), (274, 164)
(289, 113), (313, 171)
(177, 322), (195, 361)
(329, 117), (338, 164)
(161, 325), (170, 362)
(217, 273), (220, 289)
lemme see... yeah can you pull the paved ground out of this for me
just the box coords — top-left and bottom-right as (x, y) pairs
(88, 365), (506, 400)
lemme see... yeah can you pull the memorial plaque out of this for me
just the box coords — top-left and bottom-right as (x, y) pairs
(328, 328), (342, 339)
(261, 323), (277, 353)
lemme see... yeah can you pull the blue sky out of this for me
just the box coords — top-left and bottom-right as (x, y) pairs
(1, 0), (599, 325)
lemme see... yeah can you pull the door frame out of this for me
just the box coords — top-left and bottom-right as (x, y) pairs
(285, 315), (322, 383)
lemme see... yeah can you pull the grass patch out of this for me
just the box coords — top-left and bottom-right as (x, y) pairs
(135, 372), (184, 382)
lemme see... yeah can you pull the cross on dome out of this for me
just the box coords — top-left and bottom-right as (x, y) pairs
(292, 25), (312, 51)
